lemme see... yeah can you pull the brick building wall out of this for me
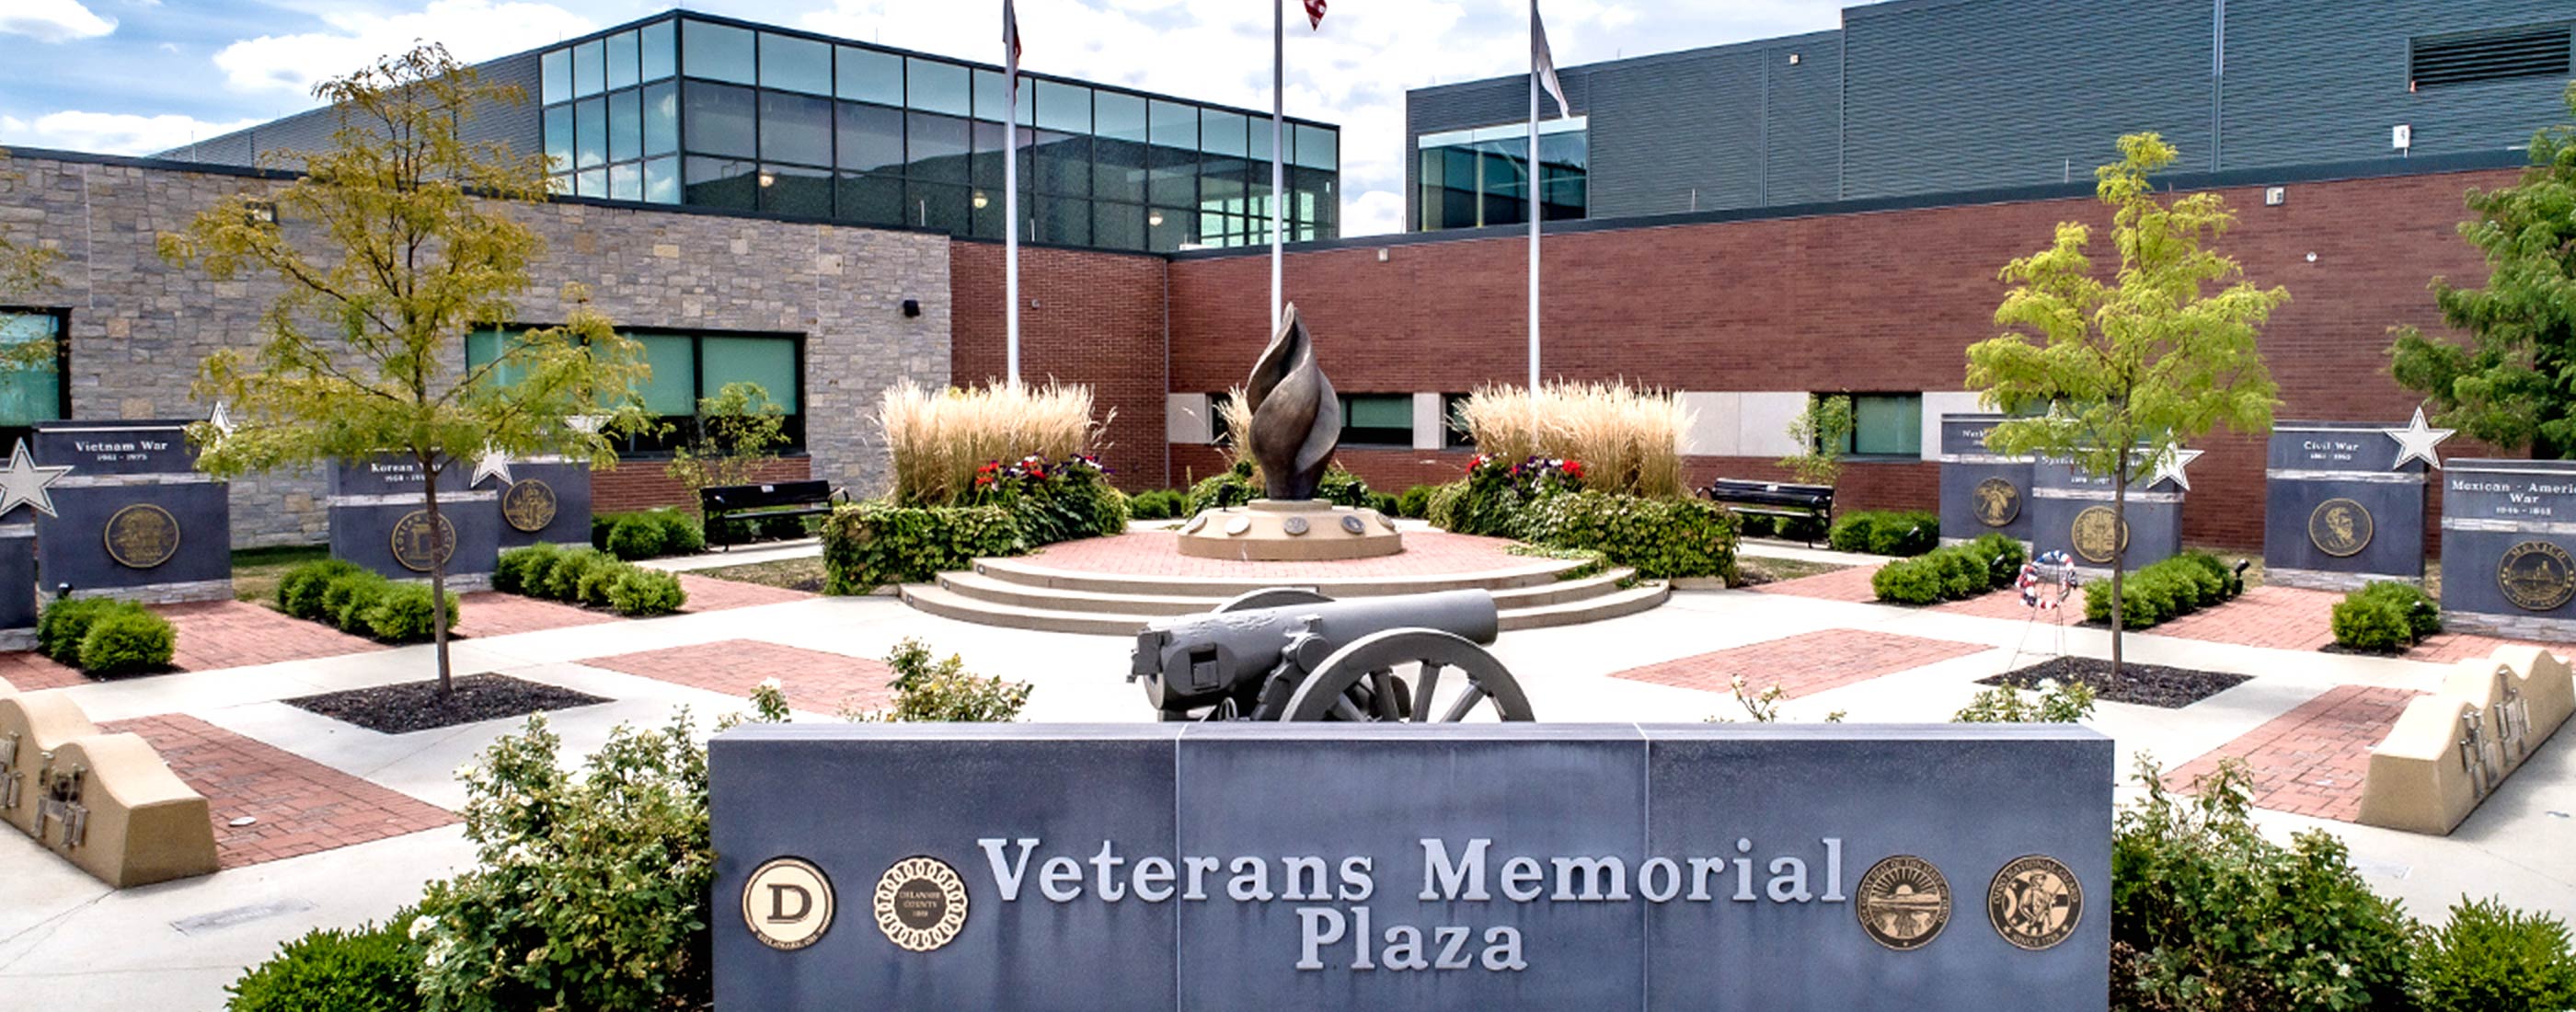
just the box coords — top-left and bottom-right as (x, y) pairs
(592, 456), (814, 515)
(949, 240), (1167, 491)
(1164, 167), (2510, 550)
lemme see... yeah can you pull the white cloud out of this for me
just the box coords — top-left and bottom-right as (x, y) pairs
(213, 0), (592, 95)
(0, 110), (263, 155)
(0, 0), (118, 42)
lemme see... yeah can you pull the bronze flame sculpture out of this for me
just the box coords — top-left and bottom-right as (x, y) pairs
(1245, 304), (1340, 500)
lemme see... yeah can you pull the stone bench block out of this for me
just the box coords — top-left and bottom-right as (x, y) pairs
(0, 689), (99, 837)
(34, 731), (218, 888)
(2358, 647), (2573, 835)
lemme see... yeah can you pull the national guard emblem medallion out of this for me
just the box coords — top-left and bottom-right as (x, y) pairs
(1986, 855), (2081, 951)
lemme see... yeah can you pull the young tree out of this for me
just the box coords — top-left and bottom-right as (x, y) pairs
(1965, 133), (2287, 674)
(663, 381), (789, 499)
(2389, 83), (2576, 455)
(158, 46), (646, 693)
(1779, 394), (1855, 486)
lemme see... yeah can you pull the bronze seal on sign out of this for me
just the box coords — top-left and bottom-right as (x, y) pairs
(1973, 477), (2021, 528)
(103, 503), (180, 569)
(2307, 498), (2373, 558)
(389, 510), (456, 573)
(1987, 854), (2082, 951)
(1856, 855), (1951, 951)
(742, 857), (835, 951)
(2499, 540), (2576, 612)
(2070, 506), (2129, 565)
(874, 856), (969, 952)
(500, 478), (559, 534)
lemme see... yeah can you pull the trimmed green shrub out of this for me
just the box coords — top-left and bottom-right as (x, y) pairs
(575, 561), (625, 607)
(1969, 533), (2027, 587)
(822, 501), (1022, 593)
(1316, 467), (1374, 509)
(2334, 581), (2442, 652)
(2410, 896), (2576, 1012)
(37, 596), (122, 664)
(278, 559), (366, 619)
(1127, 489), (1187, 520)
(1870, 556), (1951, 604)
(606, 569), (688, 616)
(1869, 537), (2021, 605)
(1397, 484), (1436, 520)
(224, 910), (422, 1012)
(323, 571), (394, 633)
(363, 583), (459, 644)
(542, 549), (615, 602)
(1366, 491), (1400, 516)
(2079, 553), (2248, 630)
(2112, 757), (2414, 1010)
(76, 606), (176, 676)
(491, 544), (560, 595)
(1186, 461), (1260, 515)
(1829, 511), (1940, 557)
(603, 514), (667, 560)
(652, 510), (707, 555)
(1735, 512), (1776, 539)
(1520, 490), (1739, 580)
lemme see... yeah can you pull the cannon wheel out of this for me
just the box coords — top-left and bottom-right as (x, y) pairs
(1212, 587), (1333, 613)
(1281, 628), (1534, 722)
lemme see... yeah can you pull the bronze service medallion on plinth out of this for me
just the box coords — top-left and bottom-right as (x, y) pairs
(2499, 540), (2576, 613)
(2306, 498), (2373, 558)
(390, 510), (458, 572)
(103, 503), (180, 569)
(501, 478), (559, 534)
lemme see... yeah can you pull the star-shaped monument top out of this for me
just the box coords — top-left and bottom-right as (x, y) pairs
(470, 443), (514, 489)
(0, 439), (73, 519)
(2146, 446), (2203, 492)
(2384, 407), (2455, 471)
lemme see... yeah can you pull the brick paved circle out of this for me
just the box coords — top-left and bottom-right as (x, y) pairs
(1017, 530), (1541, 579)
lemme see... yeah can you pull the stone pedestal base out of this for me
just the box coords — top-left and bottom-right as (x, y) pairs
(1176, 500), (1402, 560)
(2266, 566), (2421, 592)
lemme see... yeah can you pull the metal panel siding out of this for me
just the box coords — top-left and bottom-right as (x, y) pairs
(1588, 50), (1764, 216)
(1765, 41), (1842, 205)
(466, 52), (546, 155)
(2220, 0), (2574, 170)
(1840, 0), (2216, 198)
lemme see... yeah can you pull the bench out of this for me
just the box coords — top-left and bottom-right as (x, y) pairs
(700, 480), (846, 549)
(1704, 478), (1835, 546)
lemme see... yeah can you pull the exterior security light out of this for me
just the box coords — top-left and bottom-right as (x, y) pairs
(902, 299), (922, 318)
(758, 172), (776, 188)
(973, 191), (989, 210)
(1148, 210), (1165, 227)
(1788, 53), (1801, 65)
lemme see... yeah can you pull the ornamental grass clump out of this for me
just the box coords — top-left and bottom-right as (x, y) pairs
(1454, 382), (1691, 498)
(878, 380), (1107, 507)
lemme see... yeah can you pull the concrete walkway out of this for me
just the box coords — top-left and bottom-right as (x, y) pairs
(3, 559), (2570, 1010)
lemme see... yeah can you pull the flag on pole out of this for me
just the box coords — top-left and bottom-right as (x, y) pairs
(1004, 0), (1023, 94)
(1531, 3), (1568, 119)
(1305, 0), (1328, 29)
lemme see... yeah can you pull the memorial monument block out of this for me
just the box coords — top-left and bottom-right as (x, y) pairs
(2028, 454), (2191, 574)
(328, 455), (499, 588)
(31, 420), (231, 604)
(1937, 413), (2033, 545)
(489, 456), (592, 550)
(2262, 420), (2431, 591)
(2439, 458), (2576, 638)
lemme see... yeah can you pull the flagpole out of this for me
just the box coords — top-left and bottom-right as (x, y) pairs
(1271, 0), (1285, 335)
(1527, 1), (1541, 400)
(1004, 7), (1021, 386)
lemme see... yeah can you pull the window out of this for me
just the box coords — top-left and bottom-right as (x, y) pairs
(466, 328), (804, 454)
(540, 18), (682, 203)
(0, 311), (67, 453)
(758, 31), (833, 95)
(1340, 394), (1412, 448)
(1834, 394), (1922, 457)
(1442, 393), (1475, 450)
(837, 46), (903, 105)
(1207, 391), (1238, 447)
(2412, 24), (2570, 88)
(682, 19), (756, 85)
(1417, 118), (1586, 231)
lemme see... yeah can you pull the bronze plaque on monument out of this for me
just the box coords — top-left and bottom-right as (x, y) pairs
(390, 510), (458, 572)
(102, 503), (180, 569)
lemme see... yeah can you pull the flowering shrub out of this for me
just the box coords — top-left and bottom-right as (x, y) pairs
(1952, 678), (2098, 723)
(1433, 454), (1588, 538)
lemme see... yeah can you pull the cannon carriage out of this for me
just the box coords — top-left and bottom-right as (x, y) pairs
(1128, 588), (1535, 722)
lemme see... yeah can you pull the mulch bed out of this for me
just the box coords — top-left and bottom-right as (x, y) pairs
(1980, 656), (2251, 709)
(286, 673), (610, 733)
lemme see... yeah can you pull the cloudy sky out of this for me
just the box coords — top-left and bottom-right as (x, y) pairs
(0, 0), (1847, 236)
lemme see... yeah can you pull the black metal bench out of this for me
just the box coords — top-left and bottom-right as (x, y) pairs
(699, 479), (845, 549)
(1704, 478), (1835, 546)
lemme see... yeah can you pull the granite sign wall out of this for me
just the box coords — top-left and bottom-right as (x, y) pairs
(327, 455), (499, 589)
(2440, 458), (2576, 639)
(31, 420), (231, 604)
(479, 454), (592, 550)
(2028, 451), (2195, 574)
(1937, 413), (2033, 545)
(2262, 418), (2440, 591)
(710, 723), (2112, 1010)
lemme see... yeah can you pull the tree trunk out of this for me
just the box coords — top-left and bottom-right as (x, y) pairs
(2110, 466), (2127, 682)
(423, 456), (453, 696)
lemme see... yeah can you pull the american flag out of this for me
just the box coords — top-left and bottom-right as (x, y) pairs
(1304, 0), (1327, 29)
(1003, 0), (1022, 90)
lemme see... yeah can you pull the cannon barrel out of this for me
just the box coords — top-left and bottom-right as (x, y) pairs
(1131, 589), (1499, 713)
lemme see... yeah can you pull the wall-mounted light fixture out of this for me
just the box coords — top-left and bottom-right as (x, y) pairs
(1147, 210), (1165, 227)
(758, 172), (776, 188)
(1787, 52), (1801, 65)
(244, 200), (277, 224)
(972, 190), (990, 210)
(901, 298), (921, 318)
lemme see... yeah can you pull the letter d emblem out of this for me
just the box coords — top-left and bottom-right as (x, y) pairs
(743, 857), (835, 951)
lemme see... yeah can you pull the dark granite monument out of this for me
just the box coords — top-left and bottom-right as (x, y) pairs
(710, 723), (2111, 1010)
(0, 519), (32, 650)
(2262, 420), (2432, 591)
(327, 455), (500, 589)
(1937, 413), (2034, 546)
(31, 420), (232, 604)
(2027, 453), (2191, 574)
(2440, 458), (2576, 639)
(489, 456), (592, 550)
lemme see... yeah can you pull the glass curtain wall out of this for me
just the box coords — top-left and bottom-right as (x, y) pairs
(1416, 118), (1587, 231)
(0, 311), (66, 453)
(540, 16), (1340, 252)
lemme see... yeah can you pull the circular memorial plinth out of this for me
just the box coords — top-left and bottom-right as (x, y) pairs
(1175, 499), (1402, 560)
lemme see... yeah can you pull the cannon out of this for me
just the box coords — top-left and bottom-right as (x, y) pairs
(1129, 588), (1535, 722)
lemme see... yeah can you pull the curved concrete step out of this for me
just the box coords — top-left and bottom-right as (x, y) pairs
(1497, 581), (1673, 631)
(933, 567), (1645, 617)
(969, 555), (1581, 597)
(902, 576), (1671, 638)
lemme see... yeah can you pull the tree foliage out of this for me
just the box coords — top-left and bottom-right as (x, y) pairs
(2389, 83), (2576, 455)
(1778, 394), (1853, 486)
(1965, 133), (2286, 670)
(0, 149), (63, 374)
(662, 380), (788, 496)
(156, 45), (647, 691)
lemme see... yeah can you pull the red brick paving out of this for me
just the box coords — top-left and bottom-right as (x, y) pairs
(576, 638), (895, 715)
(1748, 565), (1885, 604)
(1023, 530), (1537, 578)
(156, 601), (385, 671)
(1611, 628), (1990, 698)
(1933, 585), (2088, 620)
(677, 572), (813, 611)
(2406, 632), (2558, 665)
(454, 592), (621, 638)
(0, 650), (82, 691)
(2163, 684), (2422, 822)
(99, 713), (456, 869)
(2151, 586), (2340, 652)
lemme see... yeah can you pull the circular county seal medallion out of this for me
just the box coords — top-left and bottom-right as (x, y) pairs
(874, 856), (969, 952)
(1987, 855), (2082, 951)
(2307, 498), (2373, 558)
(500, 478), (559, 534)
(1973, 477), (2021, 528)
(103, 503), (180, 569)
(2070, 506), (2130, 565)
(742, 857), (835, 951)
(2498, 540), (2576, 613)
(1855, 855), (1951, 951)
(389, 511), (457, 573)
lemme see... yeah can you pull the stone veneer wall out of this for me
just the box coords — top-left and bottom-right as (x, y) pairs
(0, 152), (950, 546)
